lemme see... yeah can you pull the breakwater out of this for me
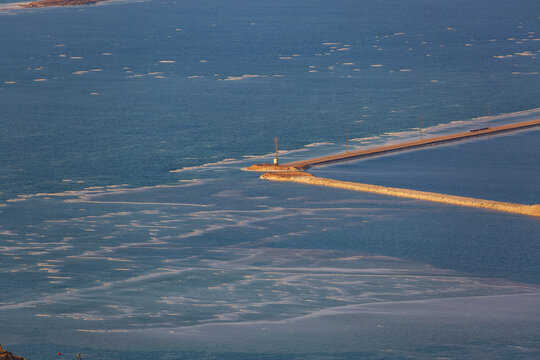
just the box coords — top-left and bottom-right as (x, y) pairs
(246, 119), (540, 217)
(261, 172), (540, 218)
(285, 119), (540, 169)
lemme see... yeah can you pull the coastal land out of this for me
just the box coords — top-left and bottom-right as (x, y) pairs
(0, 0), (105, 9)
(247, 119), (540, 218)
(22, 0), (104, 7)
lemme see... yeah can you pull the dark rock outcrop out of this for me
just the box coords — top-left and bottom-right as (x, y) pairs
(0, 345), (25, 360)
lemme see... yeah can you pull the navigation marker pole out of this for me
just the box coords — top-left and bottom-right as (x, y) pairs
(487, 105), (491, 129)
(274, 137), (279, 165)
(419, 116), (423, 141)
(345, 128), (349, 154)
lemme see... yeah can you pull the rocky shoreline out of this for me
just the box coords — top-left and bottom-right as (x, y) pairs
(0, 345), (25, 360)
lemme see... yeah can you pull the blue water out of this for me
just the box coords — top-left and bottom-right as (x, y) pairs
(1, 0), (540, 359)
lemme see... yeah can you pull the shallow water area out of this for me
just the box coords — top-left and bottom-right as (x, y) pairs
(3, 162), (540, 358)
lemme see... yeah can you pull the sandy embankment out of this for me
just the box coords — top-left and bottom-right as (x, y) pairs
(261, 172), (540, 218)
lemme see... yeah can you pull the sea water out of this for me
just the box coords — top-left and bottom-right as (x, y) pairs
(1, 0), (540, 359)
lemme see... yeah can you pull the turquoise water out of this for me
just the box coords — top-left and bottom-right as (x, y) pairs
(1, 0), (540, 359)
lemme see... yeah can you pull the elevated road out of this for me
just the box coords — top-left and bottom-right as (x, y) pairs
(285, 119), (540, 169)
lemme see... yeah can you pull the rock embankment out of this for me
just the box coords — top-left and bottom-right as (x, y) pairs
(244, 163), (303, 172)
(284, 118), (540, 169)
(0, 345), (25, 360)
(261, 172), (540, 218)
